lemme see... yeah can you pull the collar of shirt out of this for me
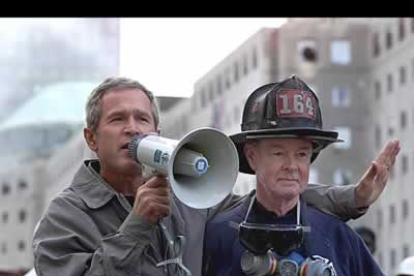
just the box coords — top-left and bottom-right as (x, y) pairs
(69, 159), (119, 209)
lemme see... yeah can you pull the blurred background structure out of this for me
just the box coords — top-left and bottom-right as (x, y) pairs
(0, 18), (119, 274)
(0, 18), (412, 276)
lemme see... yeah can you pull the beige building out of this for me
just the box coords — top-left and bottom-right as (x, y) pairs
(365, 18), (414, 274)
(0, 162), (46, 271)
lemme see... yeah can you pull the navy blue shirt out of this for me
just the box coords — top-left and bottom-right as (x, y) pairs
(203, 192), (384, 276)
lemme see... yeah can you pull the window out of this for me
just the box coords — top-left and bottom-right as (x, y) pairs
(297, 39), (317, 63)
(377, 209), (382, 229)
(390, 205), (395, 224)
(333, 169), (352, 185)
(374, 80), (381, 100)
(401, 111), (407, 130)
(234, 61), (239, 83)
(19, 209), (26, 223)
(331, 86), (350, 107)
(297, 39), (318, 78)
(373, 33), (380, 57)
(387, 73), (393, 93)
(211, 99), (225, 129)
(400, 66), (406, 85)
(386, 30), (393, 50)
(243, 55), (249, 76)
(403, 245), (410, 258)
(18, 180), (27, 190)
(402, 154), (408, 175)
(330, 40), (351, 65)
(375, 125), (382, 150)
(333, 127), (351, 149)
(18, 240), (25, 251)
(225, 69), (231, 89)
(388, 126), (395, 137)
(252, 47), (258, 69)
(2, 183), (10, 195)
(391, 249), (396, 269)
(399, 18), (405, 41)
(2, 212), (8, 223)
(402, 199), (409, 220)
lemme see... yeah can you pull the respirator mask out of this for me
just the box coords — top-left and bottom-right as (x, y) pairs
(235, 196), (335, 276)
(241, 250), (335, 276)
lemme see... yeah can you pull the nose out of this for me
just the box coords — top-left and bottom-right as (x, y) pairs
(282, 154), (299, 172)
(124, 116), (142, 135)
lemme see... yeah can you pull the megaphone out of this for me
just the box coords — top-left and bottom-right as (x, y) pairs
(128, 127), (239, 209)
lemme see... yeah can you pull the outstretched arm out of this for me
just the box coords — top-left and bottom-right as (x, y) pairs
(303, 140), (400, 220)
(354, 139), (400, 208)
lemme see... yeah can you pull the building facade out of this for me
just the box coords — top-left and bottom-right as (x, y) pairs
(0, 81), (99, 271)
(366, 18), (414, 274)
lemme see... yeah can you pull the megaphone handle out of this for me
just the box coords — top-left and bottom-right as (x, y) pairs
(157, 221), (192, 276)
(142, 165), (159, 181)
(158, 221), (174, 251)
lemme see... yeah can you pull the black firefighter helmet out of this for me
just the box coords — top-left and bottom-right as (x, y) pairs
(230, 75), (343, 174)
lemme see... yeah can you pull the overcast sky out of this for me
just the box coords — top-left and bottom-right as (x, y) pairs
(119, 18), (287, 98)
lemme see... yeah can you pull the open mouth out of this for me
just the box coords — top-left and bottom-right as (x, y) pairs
(121, 143), (130, 150)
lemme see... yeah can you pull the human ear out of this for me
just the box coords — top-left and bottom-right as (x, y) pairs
(244, 142), (258, 172)
(83, 127), (98, 152)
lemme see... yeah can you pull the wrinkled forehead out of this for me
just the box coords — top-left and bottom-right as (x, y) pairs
(101, 88), (152, 110)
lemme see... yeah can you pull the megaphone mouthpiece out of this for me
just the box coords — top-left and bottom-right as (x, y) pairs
(128, 134), (145, 162)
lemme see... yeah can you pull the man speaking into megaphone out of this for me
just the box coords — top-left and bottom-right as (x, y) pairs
(33, 77), (399, 276)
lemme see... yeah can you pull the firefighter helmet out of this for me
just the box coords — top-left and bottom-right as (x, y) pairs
(230, 75), (342, 174)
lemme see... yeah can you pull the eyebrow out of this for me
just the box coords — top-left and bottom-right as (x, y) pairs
(106, 108), (151, 119)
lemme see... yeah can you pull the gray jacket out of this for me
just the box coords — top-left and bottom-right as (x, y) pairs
(33, 160), (362, 276)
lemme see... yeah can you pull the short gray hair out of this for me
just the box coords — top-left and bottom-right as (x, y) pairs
(85, 77), (160, 132)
